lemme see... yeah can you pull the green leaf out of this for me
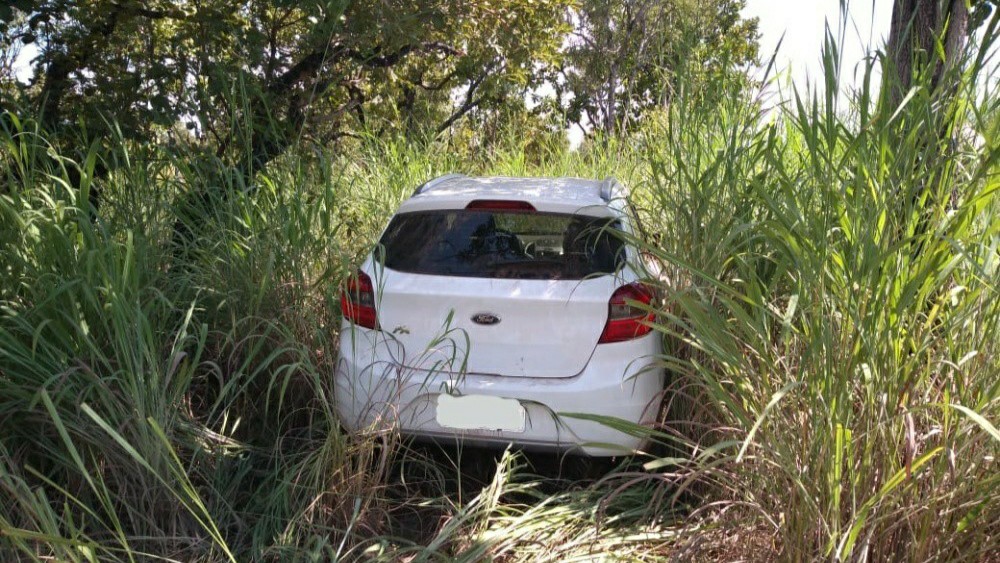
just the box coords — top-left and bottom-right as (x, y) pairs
(737, 380), (802, 462)
(947, 403), (1000, 443)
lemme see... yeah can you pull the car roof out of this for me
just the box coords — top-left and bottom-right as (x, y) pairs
(400, 174), (626, 215)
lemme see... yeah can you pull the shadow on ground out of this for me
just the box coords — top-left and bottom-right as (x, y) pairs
(382, 441), (626, 544)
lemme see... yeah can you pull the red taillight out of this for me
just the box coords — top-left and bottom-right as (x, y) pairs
(465, 199), (536, 212)
(598, 283), (655, 343)
(340, 270), (378, 329)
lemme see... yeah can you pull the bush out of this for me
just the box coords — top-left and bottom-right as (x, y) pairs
(0, 24), (997, 562)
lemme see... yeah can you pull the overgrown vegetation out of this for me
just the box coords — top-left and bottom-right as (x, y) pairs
(1, 1), (999, 561)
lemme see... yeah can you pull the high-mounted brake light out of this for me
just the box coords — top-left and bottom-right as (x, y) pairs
(340, 270), (378, 329)
(465, 200), (536, 212)
(598, 283), (655, 343)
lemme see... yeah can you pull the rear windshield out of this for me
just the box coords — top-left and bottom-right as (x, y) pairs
(376, 210), (626, 279)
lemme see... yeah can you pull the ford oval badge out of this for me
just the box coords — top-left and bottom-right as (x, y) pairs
(471, 312), (501, 326)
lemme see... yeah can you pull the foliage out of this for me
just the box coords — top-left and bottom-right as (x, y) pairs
(0, 4), (998, 563)
(626, 25), (1000, 557)
(555, 0), (759, 135)
(0, 0), (760, 176)
(883, 0), (998, 107)
(1, 0), (569, 170)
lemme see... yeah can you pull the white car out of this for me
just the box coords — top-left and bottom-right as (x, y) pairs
(334, 174), (664, 456)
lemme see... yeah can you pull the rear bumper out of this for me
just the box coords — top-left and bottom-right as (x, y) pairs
(334, 326), (664, 456)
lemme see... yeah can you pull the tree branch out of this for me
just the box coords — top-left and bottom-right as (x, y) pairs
(38, 3), (127, 129)
(436, 61), (499, 134)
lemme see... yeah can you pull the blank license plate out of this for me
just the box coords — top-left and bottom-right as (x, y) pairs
(436, 394), (525, 433)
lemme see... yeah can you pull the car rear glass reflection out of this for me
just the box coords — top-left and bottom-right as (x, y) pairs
(377, 210), (625, 279)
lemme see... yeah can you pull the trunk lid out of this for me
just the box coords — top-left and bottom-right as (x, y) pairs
(372, 271), (617, 378)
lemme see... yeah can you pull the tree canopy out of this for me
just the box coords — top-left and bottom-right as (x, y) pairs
(4, 1), (570, 168)
(1, 0), (760, 179)
(556, 0), (758, 136)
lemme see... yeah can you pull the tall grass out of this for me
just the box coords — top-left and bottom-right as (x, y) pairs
(1, 16), (998, 562)
(618, 22), (1000, 561)
(0, 118), (436, 559)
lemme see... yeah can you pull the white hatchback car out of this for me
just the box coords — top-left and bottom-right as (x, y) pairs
(335, 174), (664, 456)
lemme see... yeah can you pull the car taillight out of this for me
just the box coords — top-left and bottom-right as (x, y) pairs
(598, 283), (654, 343)
(340, 270), (378, 329)
(465, 199), (536, 211)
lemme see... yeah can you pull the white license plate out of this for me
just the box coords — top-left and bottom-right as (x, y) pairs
(436, 394), (525, 433)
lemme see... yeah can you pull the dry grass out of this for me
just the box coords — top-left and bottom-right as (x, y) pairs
(1, 14), (999, 561)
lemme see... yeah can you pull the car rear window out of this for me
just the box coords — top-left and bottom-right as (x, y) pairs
(376, 210), (626, 279)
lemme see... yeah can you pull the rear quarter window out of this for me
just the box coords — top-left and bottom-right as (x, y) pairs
(376, 210), (626, 280)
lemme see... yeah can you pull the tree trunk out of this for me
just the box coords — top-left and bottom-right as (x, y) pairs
(884, 0), (969, 109)
(883, 0), (972, 258)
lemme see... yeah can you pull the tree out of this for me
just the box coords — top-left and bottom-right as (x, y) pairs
(553, 0), (758, 137)
(882, 0), (1000, 114)
(880, 0), (997, 255)
(1, 0), (568, 186)
(885, 0), (971, 106)
(0, 5), (30, 101)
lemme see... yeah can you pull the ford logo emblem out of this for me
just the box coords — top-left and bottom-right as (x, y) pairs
(471, 313), (501, 326)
